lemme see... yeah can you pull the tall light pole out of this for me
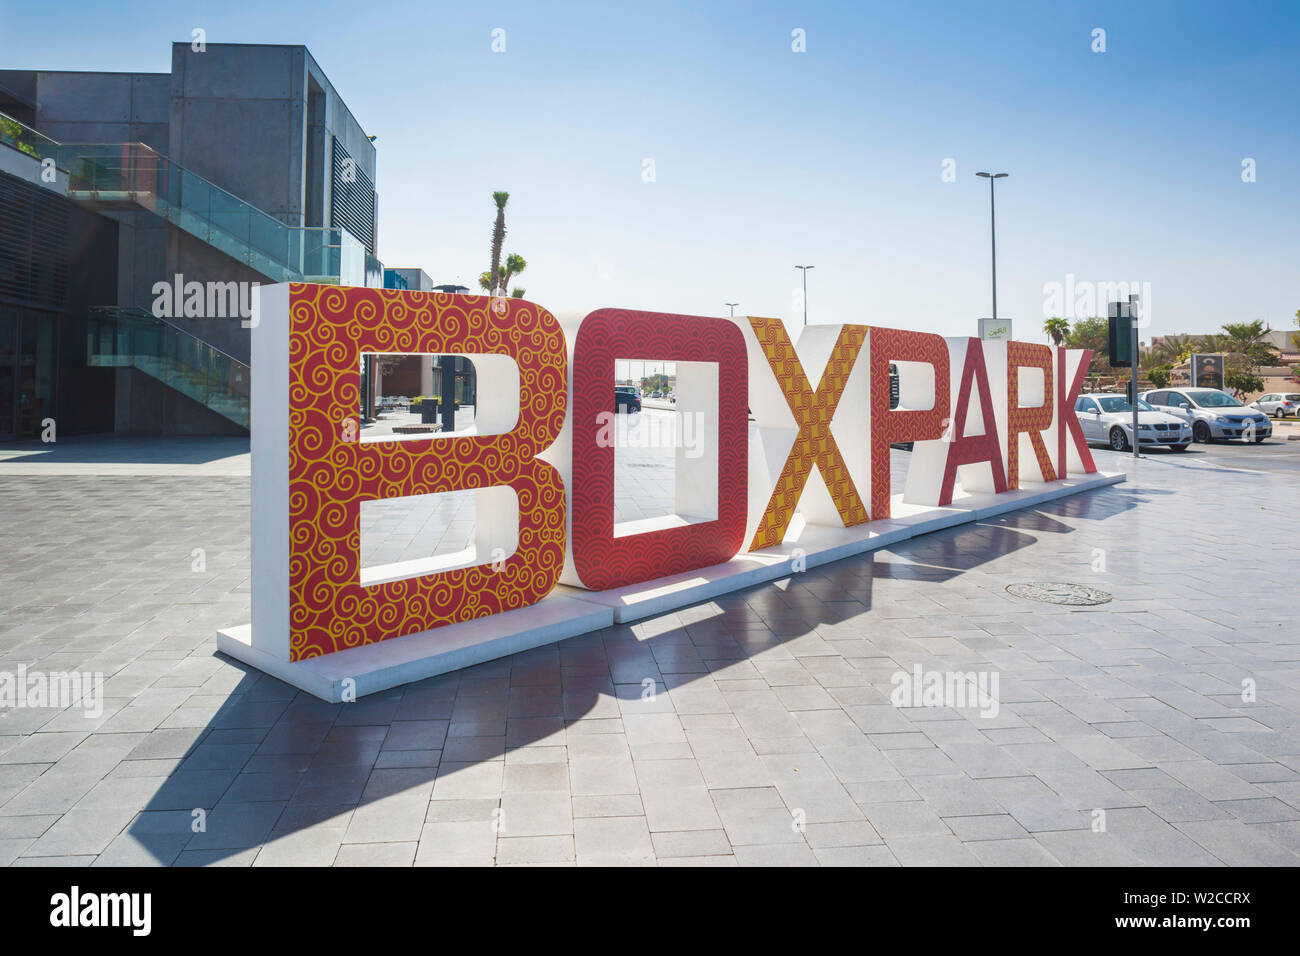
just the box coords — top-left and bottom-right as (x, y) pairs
(975, 172), (1008, 323)
(795, 265), (814, 326)
(725, 302), (739, 317)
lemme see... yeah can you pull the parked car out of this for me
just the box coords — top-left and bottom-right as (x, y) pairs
(1140, 388), (1272, 443)
(615, 385), (641, 414)
(1250, 392), (1300, 419)
(1075, 393), (1192, 451)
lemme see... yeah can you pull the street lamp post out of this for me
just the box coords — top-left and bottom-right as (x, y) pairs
(725, 302), (739, 317)
(975, 172), (1008, 324)
(795, 265), (813, 326)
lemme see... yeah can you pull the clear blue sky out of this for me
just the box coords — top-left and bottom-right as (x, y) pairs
(5, 0), (1297, 341)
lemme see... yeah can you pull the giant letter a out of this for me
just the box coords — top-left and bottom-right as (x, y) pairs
(939, 338), (1008, 505)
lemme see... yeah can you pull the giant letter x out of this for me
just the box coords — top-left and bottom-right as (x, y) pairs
(748, 318), (868, 551)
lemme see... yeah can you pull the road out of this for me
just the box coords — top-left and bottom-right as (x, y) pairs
(1089, 418), (1300, 476)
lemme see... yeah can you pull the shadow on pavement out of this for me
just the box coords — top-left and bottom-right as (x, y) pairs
(121, 483), (1132, 865)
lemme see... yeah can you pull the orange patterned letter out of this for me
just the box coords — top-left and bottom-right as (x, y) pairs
(285, 285), (566, 659)
(1006, 341), (1057, 487)
(747, 318), (869, 549)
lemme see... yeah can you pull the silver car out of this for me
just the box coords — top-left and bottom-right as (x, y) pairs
(1074, 393), (1192, 451)
(1140, 388), (1272, 443)
(1249, 392), (1300, 419)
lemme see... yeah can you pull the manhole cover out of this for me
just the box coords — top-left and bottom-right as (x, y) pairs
(1006, 582), (1113, 606)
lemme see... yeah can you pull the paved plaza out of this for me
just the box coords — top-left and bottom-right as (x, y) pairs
(0, 432), (1298, 866)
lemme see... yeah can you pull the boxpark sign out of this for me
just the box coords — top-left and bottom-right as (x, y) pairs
(217, 284), (1123, 701)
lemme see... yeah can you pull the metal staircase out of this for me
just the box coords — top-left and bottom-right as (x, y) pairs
(87, 307), (249, 429)
(1, 109), (389, 433)
(3, 110), (369, 284)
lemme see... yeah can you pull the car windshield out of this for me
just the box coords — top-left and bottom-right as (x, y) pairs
(1287, 395), (1300, 402)
(1185, 390), (1242, 408)
(1096, 397), (1154, 413)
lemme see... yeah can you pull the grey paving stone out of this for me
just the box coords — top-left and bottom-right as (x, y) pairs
(1130, 786), (1230, 824)
(640, 786), (722, 832)
(252, 827), (347, 867)
(415, 820), (496, 866)
(651, 828), (732, 858)
(966, 838), (1061, 866)
(344, 794), (429, 843)
(804, 820), (882, 848)
(185, 800), (284, 851)
(572, 794), (643, 818)
(814, 844), (899, 866)
(335, 842), (416, 866)
(22, 806), (136, 858)
(1174, 820), (1300, 866)
(861, 802), (952, 838)
(1032, 830), (1146, 866)
(498, 791), (573, 837)
(944, 813), (1031, 842)
(886, 835), (980, 866)
(495, 834), (573, 864)
(731, 843), (818, 866)
(574, 816), (656, 865)
(4, 448), (1299, 866)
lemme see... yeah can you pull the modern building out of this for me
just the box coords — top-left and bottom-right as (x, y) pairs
(0, 43), (385, 438)
(386, 268), (433, 292)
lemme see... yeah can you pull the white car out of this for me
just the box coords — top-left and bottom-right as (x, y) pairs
(1250, 392), (1300, 419)
(1140, 388), (1272, 443)
(1074, 393), (1192, 451)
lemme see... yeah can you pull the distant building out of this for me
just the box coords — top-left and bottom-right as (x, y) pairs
(388, 268), (434, 292)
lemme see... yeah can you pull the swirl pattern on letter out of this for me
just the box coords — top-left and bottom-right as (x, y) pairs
(287, 284), (566, 660)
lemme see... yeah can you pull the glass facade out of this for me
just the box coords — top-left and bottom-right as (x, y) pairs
(0, 308), (57, 440)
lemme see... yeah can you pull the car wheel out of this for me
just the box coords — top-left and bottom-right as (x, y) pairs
(1109, 427), (1129, 451)
(1192, 421), (1211, 443)
(1254, 433), (1266, 443)
(1168, 443), (1188, 452)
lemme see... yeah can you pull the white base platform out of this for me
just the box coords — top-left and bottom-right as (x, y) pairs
(217, 595), (614, 703)
(218, 471), (1123, 700)
(572, 470), (1126, 621)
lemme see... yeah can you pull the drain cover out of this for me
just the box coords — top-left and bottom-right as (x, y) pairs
(1006, 582), (1113, 606)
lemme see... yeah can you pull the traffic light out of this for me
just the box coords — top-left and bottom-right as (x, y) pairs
(1108, 307), (1133, 368)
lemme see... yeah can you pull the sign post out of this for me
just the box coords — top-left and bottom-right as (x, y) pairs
(978, 318), (1012, 341)
(1129, 298), (1139, 459)
(1107, 298), (1140, 459)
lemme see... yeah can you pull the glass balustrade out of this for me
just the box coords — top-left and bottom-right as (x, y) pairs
(86, 307), (250, 429)
(2, 109), (369, 286)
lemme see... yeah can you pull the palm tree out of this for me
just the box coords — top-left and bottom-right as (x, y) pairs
(1196, 333), (1231, 354)
(1148, 334), (1196, 366)
(489, 191), (509, 295)
(510, 288), (526, 299)
(499, 253), (527, 294)
(1220, 319), (1278, 372)
(480, 254), (527, 297)
(1043, 317), (1070, 347)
